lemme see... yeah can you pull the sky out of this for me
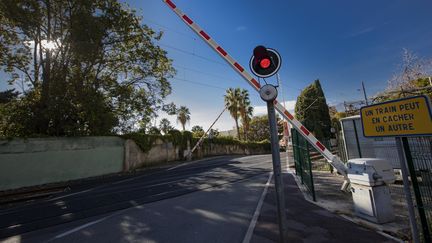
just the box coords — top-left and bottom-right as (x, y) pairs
(1, 0), (432, 132)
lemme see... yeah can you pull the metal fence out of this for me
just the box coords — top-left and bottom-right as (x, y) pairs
(404, 136), (432, 242)
(292, 128), (316, 201)
(337, 129), (432, 242)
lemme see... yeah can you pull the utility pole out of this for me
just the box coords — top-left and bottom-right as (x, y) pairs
(428, 77), (432, 86)
(187, 107), (226, 160)
(260, 84), (288, 242)
(362, 81), (369, 106)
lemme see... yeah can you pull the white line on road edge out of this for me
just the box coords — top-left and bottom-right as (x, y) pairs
(166, 156), (220, 171)
(49, 188), (95, 201)
(47, 216), (110, 241)
(242, 172), (273, 243)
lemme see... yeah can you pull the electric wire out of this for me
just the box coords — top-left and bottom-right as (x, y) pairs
(171, 77), (226, 90)
(141, 18), (304, 98)
(159, 43), (227, 66)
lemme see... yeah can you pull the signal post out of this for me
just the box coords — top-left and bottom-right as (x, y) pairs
(251, 46), (288, 242)
(162, 1), (351, 240)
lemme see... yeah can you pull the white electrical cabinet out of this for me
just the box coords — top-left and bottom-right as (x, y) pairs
(347, 158), (396, 224)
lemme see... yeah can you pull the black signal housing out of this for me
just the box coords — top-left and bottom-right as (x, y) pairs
(249, 45), (281, 78)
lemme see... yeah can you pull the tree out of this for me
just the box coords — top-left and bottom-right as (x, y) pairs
(147, 126), (161, 135)
(159, 118), (173, 135)
(0, 0), (175, 136)
(176, 106), (190, 131)
(191, 125), (204, 137)
(246, 115), (283, 142)
(208, 128), (219, 138)
(224, 88), (241, 139)
(0, 89), (19, 104)
(295, 79), (332, 141)
(162, 102), (177, 115)
(238, 89), (253, 141)
(387, 49), (432, 91)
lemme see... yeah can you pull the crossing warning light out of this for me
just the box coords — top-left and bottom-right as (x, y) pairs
(249, 45), (281, 78)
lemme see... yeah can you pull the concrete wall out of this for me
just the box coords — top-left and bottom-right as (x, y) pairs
(0, 137), (124, 191)
(195, 143), (262, 158)
(124, 138), (180, 171)
(123, 139), (269, 171)
(0, 137), (269, 191)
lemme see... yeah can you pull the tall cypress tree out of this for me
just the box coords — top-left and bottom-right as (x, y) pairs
(295, 79), (332, 141)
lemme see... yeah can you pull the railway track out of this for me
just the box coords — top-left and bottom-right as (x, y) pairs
(0, 155), (273, 239)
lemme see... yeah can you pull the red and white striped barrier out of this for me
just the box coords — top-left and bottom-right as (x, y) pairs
(162, 0), (347, 177)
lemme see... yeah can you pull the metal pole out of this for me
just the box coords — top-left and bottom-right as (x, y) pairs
(361, 81), (369, 106)
(187, 107), (226, 160)
(395, 137), (420, 243)
(402, 137), (431, 242)
(162, 0), (348, 178)
(267, 100), (288, 242)
(277, 73), (291, 171)
(260, 84), (287, 242)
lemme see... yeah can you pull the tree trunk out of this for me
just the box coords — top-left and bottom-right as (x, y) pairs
(235, 118), (241, 140)
(38, 0), (52, 134)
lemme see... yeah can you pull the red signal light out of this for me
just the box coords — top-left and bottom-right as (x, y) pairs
(260, 58), (271, 69)
(249, 46), (281, 78)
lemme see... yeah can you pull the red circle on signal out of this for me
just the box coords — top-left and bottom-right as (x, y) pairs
(260, 58), (271, 69)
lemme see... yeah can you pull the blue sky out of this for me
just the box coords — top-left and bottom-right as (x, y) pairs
(2, 0), (432, 131)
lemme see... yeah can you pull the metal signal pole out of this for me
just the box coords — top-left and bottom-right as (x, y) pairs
(260, 84), (288, 242)
(162, 0), (348, 182)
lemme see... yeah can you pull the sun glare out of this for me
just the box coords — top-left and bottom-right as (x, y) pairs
(41, 40), (58, 50)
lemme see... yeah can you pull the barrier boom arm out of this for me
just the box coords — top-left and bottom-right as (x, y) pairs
(162, 0), (347, 177)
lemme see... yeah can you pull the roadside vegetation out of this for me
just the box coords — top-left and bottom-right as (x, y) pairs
(0, 0), (175, 137)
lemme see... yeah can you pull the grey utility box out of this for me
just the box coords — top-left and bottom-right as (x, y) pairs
(347, 158), (396, 224)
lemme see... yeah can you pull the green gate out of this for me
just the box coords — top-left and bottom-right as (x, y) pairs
(403, 136), (432, 242)
(292, 128), (316, 201)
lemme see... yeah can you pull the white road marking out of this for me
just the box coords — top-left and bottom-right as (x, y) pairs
(242, 172), (273, 243)
(167, 156), (226, 171)
(49, 188), (94, 201)
(48, 216), (110, 241)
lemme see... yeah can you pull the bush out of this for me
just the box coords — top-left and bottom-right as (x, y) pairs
(121, 132), (271, 154)
(121, 130), (194, 153)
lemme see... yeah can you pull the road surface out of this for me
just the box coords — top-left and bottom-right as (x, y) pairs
(0, 154), (274, 242)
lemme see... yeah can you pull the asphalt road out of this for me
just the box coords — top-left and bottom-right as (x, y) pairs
(0, 154), (275, 242)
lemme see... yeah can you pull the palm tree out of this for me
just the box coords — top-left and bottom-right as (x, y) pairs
(159, 118), (174, 135)
(238, 89), (254, 140)
(176, 106), (191, 131)
(224, 88), (241, 139)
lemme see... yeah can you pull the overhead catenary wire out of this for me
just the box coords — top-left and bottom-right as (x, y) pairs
(142, 17), (197, 40)
(173, 64), (229, 80)
(143, 18), (306, 96)
(142, 13), (307, 96)
(161, 0), (349, 182)
(172, 77), (226, 90)
(159, 43), (228, 66)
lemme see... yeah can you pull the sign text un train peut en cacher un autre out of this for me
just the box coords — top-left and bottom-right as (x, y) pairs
(360, 95), (432, 137)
